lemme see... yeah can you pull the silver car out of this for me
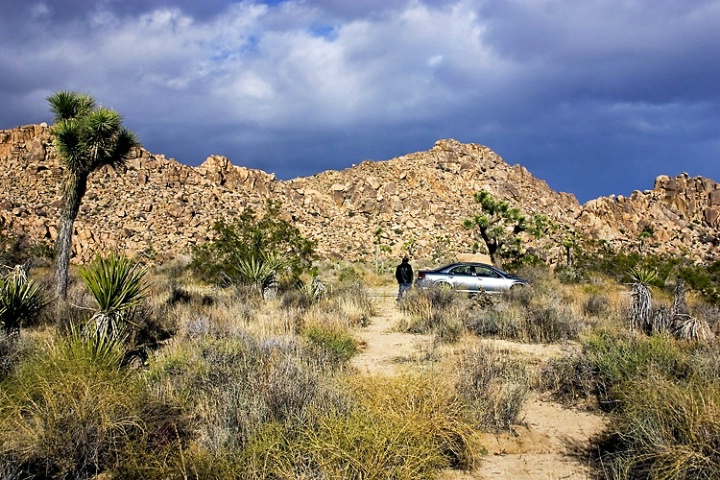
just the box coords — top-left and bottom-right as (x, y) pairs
(415, 262), (528, 293)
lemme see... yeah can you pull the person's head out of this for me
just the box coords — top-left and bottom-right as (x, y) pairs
(402, 257), (409, 263)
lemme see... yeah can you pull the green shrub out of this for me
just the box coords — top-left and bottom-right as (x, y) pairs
(678, 261), (720, 305)
(582, 331), (687, 410)
(189, 200), (315, 286)
(304, 323), (358, 364)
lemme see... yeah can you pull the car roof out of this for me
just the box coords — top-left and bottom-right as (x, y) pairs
(439, 262), (497, 269)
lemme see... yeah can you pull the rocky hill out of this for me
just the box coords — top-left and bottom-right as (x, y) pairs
(1, 124), (718, 266)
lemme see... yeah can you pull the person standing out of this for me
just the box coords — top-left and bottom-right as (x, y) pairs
(395, 257), (413, 300)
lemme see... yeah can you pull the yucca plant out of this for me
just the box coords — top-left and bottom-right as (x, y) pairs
(629, 266), (657, 334)
(66, 318), (127, 366)
(629, 266), (658, 285)
(234, 254), (290, 299)
(0, 265), (45, 337)
(300, 274), (328, 303)
(79, 252), (148, 337)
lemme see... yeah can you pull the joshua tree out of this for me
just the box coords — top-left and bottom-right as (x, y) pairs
(48, 92), (140, 299)
(463, 190), (527, 268)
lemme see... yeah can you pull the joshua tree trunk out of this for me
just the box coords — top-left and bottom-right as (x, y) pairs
(54, 172), (88, 299)
(478, 228), (503, 268)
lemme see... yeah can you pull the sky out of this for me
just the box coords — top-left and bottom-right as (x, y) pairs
(1, 0), (718, 203)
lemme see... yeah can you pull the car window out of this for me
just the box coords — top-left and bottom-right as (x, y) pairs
(476, 267), (500, 278)
(449, 266), (471, 275)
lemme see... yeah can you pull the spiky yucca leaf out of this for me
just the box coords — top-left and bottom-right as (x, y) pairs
(629, 266), (658, 286)
(301, 275), (328, 303)
(79, 252), (148, 319)
(0, 270), (45, 336)
(67, 318), (127, 365)
(234, 254), (290, 297)
(47, 90), (95, 122)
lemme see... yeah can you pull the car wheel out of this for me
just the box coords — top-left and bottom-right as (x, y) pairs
(436, 281), (453, 291)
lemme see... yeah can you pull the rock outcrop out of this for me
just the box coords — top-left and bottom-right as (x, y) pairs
(1, 124), (718, 265)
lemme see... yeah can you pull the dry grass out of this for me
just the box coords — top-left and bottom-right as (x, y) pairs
(0, 333), (185, 479)
(451, 343), (531, 432)
(397, 286), (473, 343)
(4, 257), (720, 479)
(236, 373), (483, 479)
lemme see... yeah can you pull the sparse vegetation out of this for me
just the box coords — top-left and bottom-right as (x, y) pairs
(576, 332), (720, 479)
(454, 344), (530, 431)
(397, 284), (492, 345)
(3, 228), (720, 480)
(464, 269), (584, 343)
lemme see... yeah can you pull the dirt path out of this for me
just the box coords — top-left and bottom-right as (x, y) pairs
(350, 287), (434, 376)
(352, 287), (607, 480)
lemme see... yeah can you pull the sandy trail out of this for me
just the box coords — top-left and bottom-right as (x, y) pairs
(350, 287), (433, 376)
(351, 287), (607, 480)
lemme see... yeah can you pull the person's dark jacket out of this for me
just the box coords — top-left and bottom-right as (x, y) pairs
(395, 261), (413, 284)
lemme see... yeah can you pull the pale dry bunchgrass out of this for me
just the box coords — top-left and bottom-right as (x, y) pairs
(398, 286), (473, 343)
(0, 333), (185, 479)
(238, 373), (483, 479)
(451, 343), (531, 432)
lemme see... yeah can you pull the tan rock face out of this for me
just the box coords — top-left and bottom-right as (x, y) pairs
(0, 124), (718, 265)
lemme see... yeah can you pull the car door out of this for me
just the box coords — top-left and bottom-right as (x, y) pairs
(473, 265), (506, 292)
(446, 265), (477, 292)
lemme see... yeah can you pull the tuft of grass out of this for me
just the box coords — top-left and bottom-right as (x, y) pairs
(453, 345), (530, 432)
(583, 293), (610, 317)
(0, 333), (186, 479)
(601, 377), (720, 479)
(239, 374), (481, 479)
(294, 281), (374, 332)
(399, 287), (471, 343)
(304, 323), (358, 364)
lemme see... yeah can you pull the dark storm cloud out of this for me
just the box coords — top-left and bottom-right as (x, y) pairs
(0, 0), (718, 202)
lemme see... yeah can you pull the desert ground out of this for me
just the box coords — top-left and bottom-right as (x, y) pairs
(352, 287), (607, 480)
